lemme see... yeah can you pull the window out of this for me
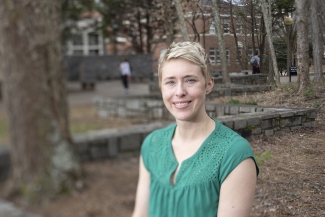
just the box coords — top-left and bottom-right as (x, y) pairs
(236, 48), (242, 63)
(88, 33), (99, 45)
(216, 49), (221, 64)
(72, 34), (82, 46)
(223, 19), (230, 34)
(236, 20), (242, 34)
(209, 48), (216, 65)
(226, 48), (230, 63)
(209, 20), (215, 34)
(254, 20), (260, 33)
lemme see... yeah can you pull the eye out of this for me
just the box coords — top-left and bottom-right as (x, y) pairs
(165, 80), (175, 85)
(186, 78), (196, 83)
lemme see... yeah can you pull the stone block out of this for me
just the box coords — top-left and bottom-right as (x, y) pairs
(280, 112), (294, 118)
(247, 117), (260, 126)
(290, 126), (303, 131)
(108, 137), (119, 157)
(303, 121), (316, 128)
(205, 104), (216, 112)
(90, 139), (108, 160)
(264, 129), (274, 136)
(229, 106), (239, 115)
(120, 133), (141, 151)
(261, 119), (277, 129)
(234, 118), (247, 130)
(223, 120), (234, 129)
(252, 128), (262, 135)
(216, 105), (225, 117)
(239, 106), (252, 113)
(306, 110), (318, 119)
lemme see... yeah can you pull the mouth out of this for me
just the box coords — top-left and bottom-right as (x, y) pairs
(173, 101), (191, 108)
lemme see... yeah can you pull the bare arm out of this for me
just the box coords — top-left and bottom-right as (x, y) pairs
(132, 156), (150, 217)
(217, 158), (257, 217)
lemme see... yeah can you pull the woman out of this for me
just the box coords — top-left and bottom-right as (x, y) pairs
(132, 42), (259, 217)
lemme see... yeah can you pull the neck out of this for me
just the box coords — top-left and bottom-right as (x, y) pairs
(175, 115), (215, 142)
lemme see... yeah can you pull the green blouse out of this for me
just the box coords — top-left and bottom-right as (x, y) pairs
(141, 119), (259, 217)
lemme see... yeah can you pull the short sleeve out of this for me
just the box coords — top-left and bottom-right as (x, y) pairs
(140, 132), (154, 173)
(219, 136), (259, 184)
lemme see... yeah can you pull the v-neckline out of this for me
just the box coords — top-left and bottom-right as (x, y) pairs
(167, 120), (218, 186)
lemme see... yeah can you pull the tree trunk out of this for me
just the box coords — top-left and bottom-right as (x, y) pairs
(311, 0), (324, 81)
(211, 0), (230, 85)
(162, 0), (175, 46)
(261, 0), (280, 85)
(174, 0), (190, 41)
(0, 0), (82, 202)
(296, 0), (311, 94)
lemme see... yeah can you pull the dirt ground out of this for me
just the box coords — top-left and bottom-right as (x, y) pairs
(10, 82), (325, 216)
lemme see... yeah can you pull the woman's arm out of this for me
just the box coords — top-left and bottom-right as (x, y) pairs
(217, 158), (257, 217)
(132, 156), (150, 217)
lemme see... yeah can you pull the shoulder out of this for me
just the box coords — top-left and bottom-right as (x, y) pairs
(141, 124), (175, 155)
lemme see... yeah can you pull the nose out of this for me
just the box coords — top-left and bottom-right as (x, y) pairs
(175, 82), (186, 97)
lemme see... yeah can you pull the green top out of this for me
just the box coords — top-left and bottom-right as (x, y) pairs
(141, 119), (259, 217)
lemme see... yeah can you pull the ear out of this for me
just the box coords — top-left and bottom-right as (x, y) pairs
(205, 77), (214, 94)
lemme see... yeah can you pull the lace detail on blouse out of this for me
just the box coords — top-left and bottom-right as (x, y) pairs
(144, 122), (239, 188)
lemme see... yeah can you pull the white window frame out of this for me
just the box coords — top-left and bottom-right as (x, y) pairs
(209, 20), (215, 34)
(226, 48), (230, 63)
(209, 48), (216, 65)
(236, 20), (242, 34)
(217, 49), (221, 64)
(223, 19), (230, 34)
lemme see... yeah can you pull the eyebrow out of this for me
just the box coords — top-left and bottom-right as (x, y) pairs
(163, 74), (199, 81)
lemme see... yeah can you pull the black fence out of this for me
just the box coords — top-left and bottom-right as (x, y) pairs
(64, 54), (153, 81)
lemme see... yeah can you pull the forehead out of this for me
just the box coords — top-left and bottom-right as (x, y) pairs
(161, 59), (202, 76)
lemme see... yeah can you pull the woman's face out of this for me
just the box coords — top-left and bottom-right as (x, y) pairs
(160, 58), (213, 122)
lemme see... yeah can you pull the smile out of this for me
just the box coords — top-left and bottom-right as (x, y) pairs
(174, 101), (191, 108)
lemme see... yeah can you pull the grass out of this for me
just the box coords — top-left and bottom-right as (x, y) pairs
(255, 151), (272, 166)
(70, 123), (102, 134)
(227, 98), (258, 105)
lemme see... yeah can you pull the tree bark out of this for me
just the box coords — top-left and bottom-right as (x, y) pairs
(211, 0), (230, 85)
(174, 0), (190, 41)
(162, 0), (175, 46)
(261, 0), (280, 85)
(311, 0), (324, 81)
(0, 0), (82, 202)
(296, 0), (311, 94)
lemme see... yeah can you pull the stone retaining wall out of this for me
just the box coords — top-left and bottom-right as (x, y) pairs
(0, 104), (318, 180)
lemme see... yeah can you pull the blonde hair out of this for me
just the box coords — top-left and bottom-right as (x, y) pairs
(158, 42), (212, 87)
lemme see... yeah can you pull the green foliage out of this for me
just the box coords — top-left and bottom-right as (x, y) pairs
(304, 86), (315, 99)
(278, 82), (297, 94)
(227, 98), (258, 105)
(70, 123), (101, 134)
(273, 37), (287, 69)
(313, 101), (322, 109)
(255, 151), (272, 166)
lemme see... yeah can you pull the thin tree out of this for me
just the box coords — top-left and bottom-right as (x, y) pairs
(295, 0), (311, 94)
(162, 0), (175, 46)
(311, 0), (324, 81)
(211, 0), (231, 85)
(0, 0), (82, 201)
(261, 0), (280, 85)
(175, 0), (190, 41)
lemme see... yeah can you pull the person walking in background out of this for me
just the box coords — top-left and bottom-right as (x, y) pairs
(250, 51), (260, 74)
(132, 42), (259, 217)
(119, 57), (131, 94)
